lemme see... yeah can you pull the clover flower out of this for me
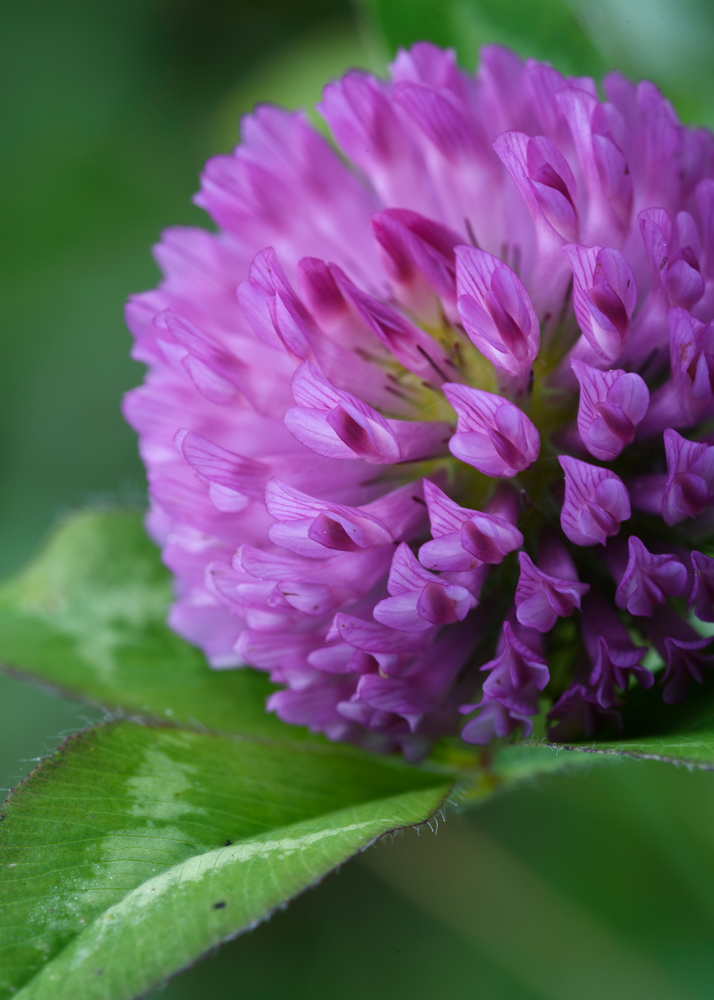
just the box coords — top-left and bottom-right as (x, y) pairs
(125, 43), (714, 757)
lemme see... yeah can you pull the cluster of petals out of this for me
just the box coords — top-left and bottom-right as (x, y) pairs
(126, 42), (714, 757)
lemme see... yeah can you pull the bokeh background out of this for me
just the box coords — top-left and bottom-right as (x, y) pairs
(3, 1), (714, 996)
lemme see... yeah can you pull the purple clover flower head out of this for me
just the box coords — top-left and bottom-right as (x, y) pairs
(125, 43), (714, 755)
(444, 383), (540, 476)
(571, 359), (649, 461)
(559, 455), (631, 546)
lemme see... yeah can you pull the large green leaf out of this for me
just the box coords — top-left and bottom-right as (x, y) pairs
(360, 0), (606, 76)
(493, 678), (714, 772)
(0, 509), (302, 741)
(545, 734), (714, 770)
(531, 678), (714, 770)
(496, 738), (714, 777)
(0, 720), (451, 999)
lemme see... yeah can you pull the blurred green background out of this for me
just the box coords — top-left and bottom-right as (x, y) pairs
(2, 1), (714, 996)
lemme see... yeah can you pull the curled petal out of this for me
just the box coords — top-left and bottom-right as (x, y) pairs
(559, 455), (631, 546)
(644, 308), (714, 433)
(329, 612), (429, 677)
(357, 625), (472, 730)
(564, 244), (637, 363)
(374, 543), (477, 631)
(582, 594), (650, 707)
(286, 362), (451, 463)
(515, 551), (589, 633)
(494, 131), (578, 241)
(154, 311), (259, 407)
(615, 536), (687, 617)
(645, 610), (714, 704)
(237, 247), (314, 357)
(572, 359), (649, 460)
(265, 479), (399, 556)
(547, 684), (622, 742)
(237, 545), (389, 600)
(492, 131), (577, 312)
(267, 681), (359, 739)
(589, 637), (652, 708)
(456, 246), (539, 375)
(177, 430), (267, 511)
(689, 551), (714, 623)
(460, 620), (549, 744)
(444, 383), (540, 477)
(461, 700), (534, 744)
(480, 620), (549, 713)
(639, 208), (705, 310)
(662, 428), (714, 525)
(372, 208), (460, 302)
(662, 636), (713, 704)
(670, 310), (714, 425)
(330, 266), (452, 382)
(418, 480), (523, 571)
(664, 248), (705, 310)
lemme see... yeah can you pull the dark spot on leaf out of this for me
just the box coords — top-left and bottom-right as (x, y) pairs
(94, 969), (104, 976)
(213, 901), (227, 910)
(224, 839), (233, 846)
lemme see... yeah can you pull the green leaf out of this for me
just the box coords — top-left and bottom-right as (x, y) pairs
(494, 703), (714, 773)
(539, 678), (714, 770)
(0, 509), (306, 741)
(360, 0), (606, 77)
(0, 720), (451, 999)
(544, 732), (714, 770)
